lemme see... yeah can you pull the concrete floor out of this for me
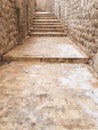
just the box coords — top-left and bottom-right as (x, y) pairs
(0, 62), (98, 130)
(0, 37), (98, 130)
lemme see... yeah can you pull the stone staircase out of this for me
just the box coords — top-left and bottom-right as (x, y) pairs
(3, 12), (89, 64)
(3, 12), (88, 64)
(29, 12), (66, 37)
(0, 11), (98, 130)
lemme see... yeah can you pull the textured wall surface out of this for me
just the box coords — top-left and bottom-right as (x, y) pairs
(0, 0), (18, 59)
(0, 0), (34, 60)
(54, 0), (98, 73)
(45, 0), (54, 12)
(35, 0), (53, 12)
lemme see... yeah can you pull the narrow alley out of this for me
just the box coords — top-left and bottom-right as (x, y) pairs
(0, 0), (98, 130)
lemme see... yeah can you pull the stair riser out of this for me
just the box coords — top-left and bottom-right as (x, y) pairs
(34, 14), (54, 17)
(33, 21), (60, 23)
(32, 25), (63, 28)
(31, 34), (66, 37)
(33, 20), (59, 22)
(3, 57), (89, 64)
(32, 23), (61, 26)
(34, 17), (57, 19)
(30, 27), (64, 30)
(30, 29), (64, 32)
(34, 16), (55, 18)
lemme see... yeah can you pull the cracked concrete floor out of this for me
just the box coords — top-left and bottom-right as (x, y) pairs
(0, 62), (98, 130)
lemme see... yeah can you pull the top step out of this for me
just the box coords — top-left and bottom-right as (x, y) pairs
(35, 12), (52, 15)
(34, 12), (55, 17)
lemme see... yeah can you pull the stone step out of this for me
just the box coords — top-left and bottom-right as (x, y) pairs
(34, 12), (54, 16)
(34, 14), (54, 17)
(33, 22), (60, 24)
(30, 28), (64, 32)
(34, 16), (55, 18)
(30, 32), (67, 37)
(34, 16), (57, 19)
(33, 21), (60, 24)
(3, 56), (89, 64)
(33, 19), (59, 22)
(32, 23), (61, 26)
(32, 24), (63, 28)
(3, 37), (88, 64)
(35, 12), (52, 14)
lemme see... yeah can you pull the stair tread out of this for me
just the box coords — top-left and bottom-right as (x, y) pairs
(30, 28), (63, 30)
(30, 28), (64, 31)
(32, 25), (63, 27)
(33, 21), (60, 23)
(30, 28), (64, 33)
(32, 23), (61, 25)
(31, 32), (66, 34)
(33, 19), (59, 22)
(31, 34), (66, 37)
(34, 16), (57, 18)
(35, 12), (53, 15)
(3, 37), (88, 63)
(34, 14), (54, 16)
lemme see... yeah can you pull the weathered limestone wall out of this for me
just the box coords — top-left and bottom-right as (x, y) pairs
(35, 0), (53, 12)
(16, 0), (35, 42)
(0, 0), (17, 60)
(45, 0), (54, 12)
(54, 0), (98, 73)
(0, 0), (34, 60)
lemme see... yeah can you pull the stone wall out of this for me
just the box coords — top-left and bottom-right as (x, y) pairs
(16, 0), (35, 42)
(45, 0), (54, 12)
(35, 0), (54, 12)
(0, 0), (34, 60)
(54, 0), (98, 73)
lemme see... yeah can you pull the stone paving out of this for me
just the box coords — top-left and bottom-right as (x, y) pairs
(3, 37), (88, 63)
(0, 62), (98, 130)
(0, 11), (98, 130)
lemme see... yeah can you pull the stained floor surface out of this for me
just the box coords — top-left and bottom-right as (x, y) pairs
(0, 62), (98, 130)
